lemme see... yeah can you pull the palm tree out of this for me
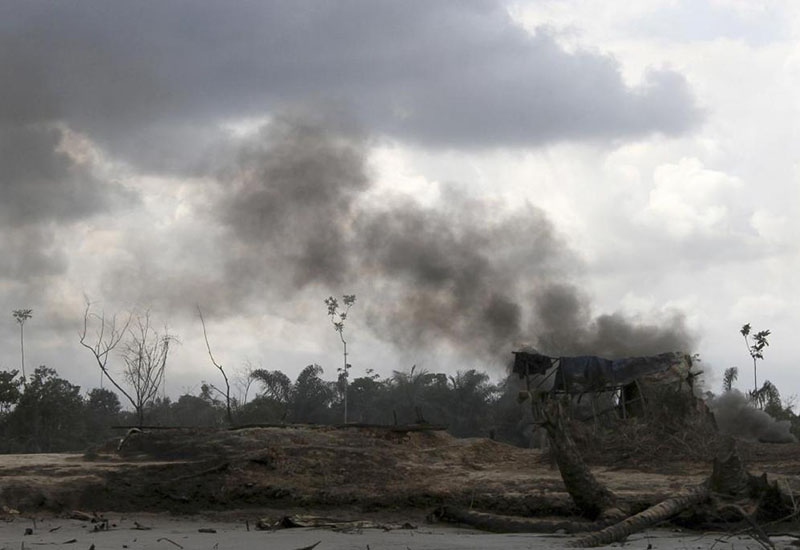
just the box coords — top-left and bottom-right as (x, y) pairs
(12, 309), (33, 385)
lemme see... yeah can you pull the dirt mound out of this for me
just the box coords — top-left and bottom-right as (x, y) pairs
(4, 426), (557, 514)
(103, 425), (455, 462)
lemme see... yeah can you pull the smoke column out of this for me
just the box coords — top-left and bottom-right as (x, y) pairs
(709, 390), (797, 443)
(116, 110), (696, 361)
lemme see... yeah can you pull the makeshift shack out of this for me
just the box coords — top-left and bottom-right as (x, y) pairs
(512, 351), (696, 421)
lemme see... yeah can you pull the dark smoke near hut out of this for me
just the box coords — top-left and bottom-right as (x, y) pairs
(209, 113), (696, 361)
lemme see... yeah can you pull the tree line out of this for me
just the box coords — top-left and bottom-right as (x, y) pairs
(3, 306), (798, 454)
(0, 362), (533, 453)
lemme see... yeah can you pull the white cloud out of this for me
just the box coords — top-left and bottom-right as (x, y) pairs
(641, 157), (742, 239)
(750, 209), (790, 245)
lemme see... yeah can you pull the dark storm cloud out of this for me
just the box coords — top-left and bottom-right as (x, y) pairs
(0, 225), (68, 280)
(0, 124), (134, 228)
(0, 122), (137, 282)
(194, 115), (695, 359)
(0, 0), (701, 173)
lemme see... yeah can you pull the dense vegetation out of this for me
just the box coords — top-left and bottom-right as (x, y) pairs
(0, 364), (530, 453)
(1, 358), (797, 454)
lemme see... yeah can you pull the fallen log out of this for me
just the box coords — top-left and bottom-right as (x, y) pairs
(430, 394), (797, 547)
(256, 514), (415, 532)
(431, 506), (617, 534)
(569, 483), (710, 547)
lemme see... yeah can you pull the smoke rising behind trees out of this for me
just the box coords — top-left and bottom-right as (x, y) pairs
(709, 390), (797, 444)
(196, 113), (694, 360)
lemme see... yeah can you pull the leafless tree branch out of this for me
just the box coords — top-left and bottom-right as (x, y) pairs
(197, 305), (233, 425)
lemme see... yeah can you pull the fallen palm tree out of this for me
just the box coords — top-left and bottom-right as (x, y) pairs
(434, 401), (798, 547)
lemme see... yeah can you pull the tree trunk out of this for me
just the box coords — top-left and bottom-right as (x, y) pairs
(541, 407), (619, 520)
(569, 483), (710, 548)
(710, 439), (749, 496)
(431, 506), (617, 534)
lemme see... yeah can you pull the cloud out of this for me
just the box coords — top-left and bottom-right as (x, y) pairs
(0, 124), (134, 228)
(0, 225), (68, 280)
(0, 0), (701, 173)
(0, 123), (136, 282)
(642, 157), (743, 239)
(623, 0), (789, 44)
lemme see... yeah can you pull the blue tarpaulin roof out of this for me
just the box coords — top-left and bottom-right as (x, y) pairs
(513, 351), (682, 392)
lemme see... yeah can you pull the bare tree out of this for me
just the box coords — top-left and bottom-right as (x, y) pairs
(12, 309), (33, 385)
(197, 306), (233, 425)
(234, 360), (258, 409)
(80, 301), (175, 427)
(120, 311), (175, 426)
(79, 300), (134, 417)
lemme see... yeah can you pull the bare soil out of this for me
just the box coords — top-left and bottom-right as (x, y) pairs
(0, 425), (797, 520)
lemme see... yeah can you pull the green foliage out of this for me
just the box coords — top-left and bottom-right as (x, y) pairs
(324, 295), (356, 335)
(4, 366), (86, 452)
(741, 323), (771, 360)
(324, 294), (356, 422)
(291, 364), (334, 423)
(0, 362), (555, 452)
(740, 323), (770, 393)
(751, 380), (782, 411)
(0, 369), (22, 415)
(172, 394), (226, 427)
(722, 366), (738, 393)
(11, 308), (33, 382)
(85, 388), (122, 441)
(11, 309), (33, 324)
(236, 395), (287, 424)
(250, 369), (292, 404)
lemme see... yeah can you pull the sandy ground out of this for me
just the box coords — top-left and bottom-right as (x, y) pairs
(0, 515), (798, 550)
(1, 428), (799, 548)
(0, 428), (723, 514)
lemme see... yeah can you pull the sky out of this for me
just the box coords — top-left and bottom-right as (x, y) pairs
(1, 0), (798, 401)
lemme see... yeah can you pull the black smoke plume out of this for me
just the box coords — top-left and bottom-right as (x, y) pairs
(202, 112), (696, 360)
(709, 390), (796, 443)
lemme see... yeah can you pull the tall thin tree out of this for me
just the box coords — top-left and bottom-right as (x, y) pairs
(740, 323), (770, 392)
(197, 306), (234, 426)
(12, 309), (33, 386)
(325, 294), (355, 424)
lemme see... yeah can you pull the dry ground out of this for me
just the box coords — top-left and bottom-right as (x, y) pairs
(0, 425), (797, 521)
